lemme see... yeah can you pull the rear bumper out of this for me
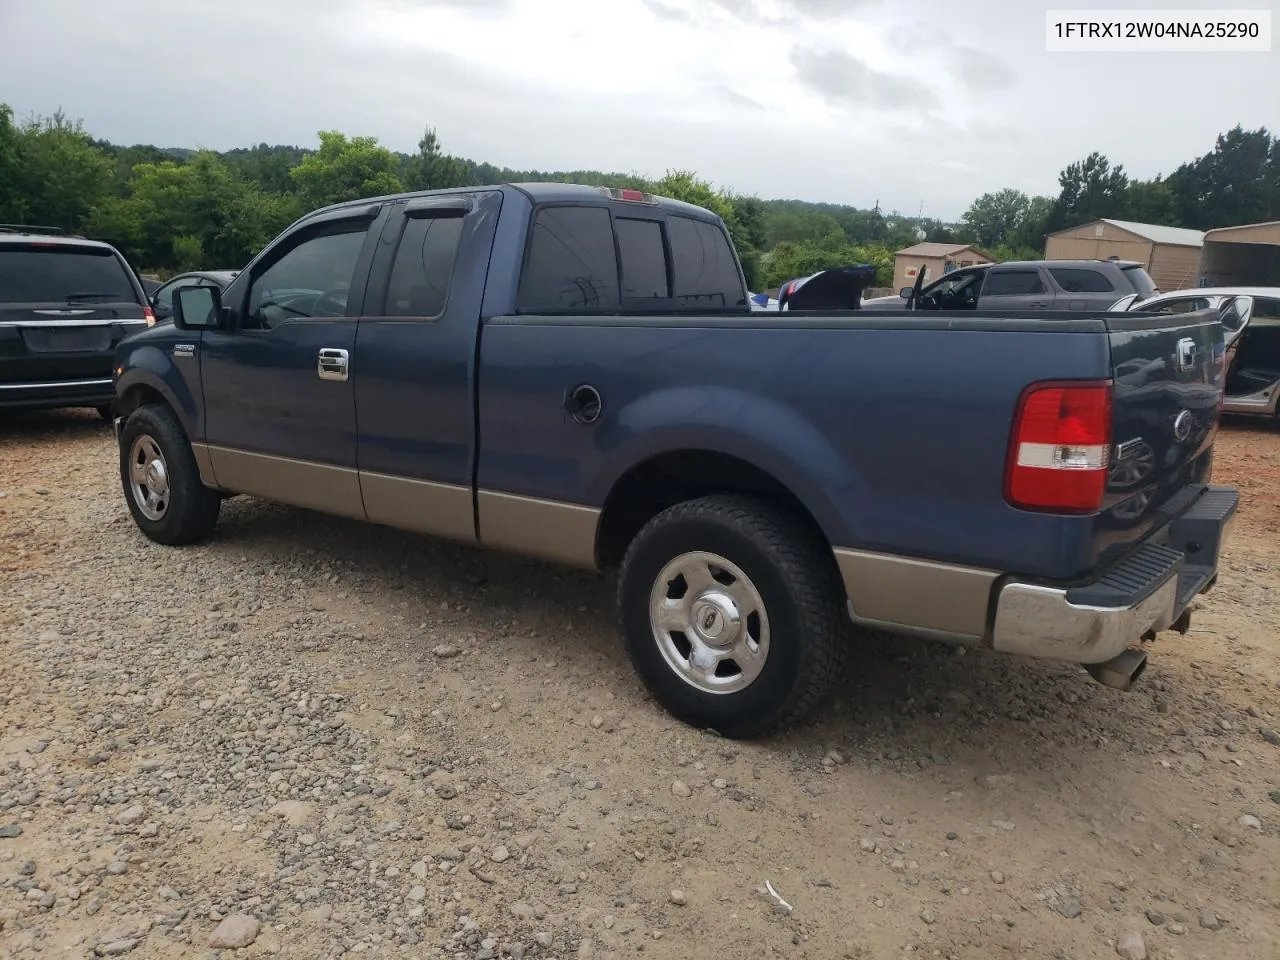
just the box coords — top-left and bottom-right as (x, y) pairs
(991, 486), (1238, 663)
(833, 485), (1239, 665)
(0, 377), (115, 410)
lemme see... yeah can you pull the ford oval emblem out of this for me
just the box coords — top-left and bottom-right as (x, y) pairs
(1172, 409), (1193, 442)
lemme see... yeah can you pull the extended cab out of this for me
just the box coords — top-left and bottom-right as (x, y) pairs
(111, 184), (1238, 737)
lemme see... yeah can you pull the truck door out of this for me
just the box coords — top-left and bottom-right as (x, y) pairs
(198, 206), (383, 518)
(353, 190), (502, 543)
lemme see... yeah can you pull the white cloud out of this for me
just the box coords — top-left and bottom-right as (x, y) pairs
(0, 0), (1273, 219)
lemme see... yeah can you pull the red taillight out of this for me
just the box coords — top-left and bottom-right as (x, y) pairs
(1005, 380), (1113, 514)
(144, 304), (156, 327)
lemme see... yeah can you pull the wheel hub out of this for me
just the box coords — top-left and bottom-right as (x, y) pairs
(145, 460), (168, 495)
(648, 551), (771, 696)
(128, 433), (171, 522)
(690, 591), (741, 647)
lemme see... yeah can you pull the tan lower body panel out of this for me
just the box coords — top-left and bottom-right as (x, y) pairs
(206, 446), (366, 520)
(197, 445), (598, 567)
(361, 471), (475, 543)
(189, 442), (218, 488)
(476, 489), (600, 570)
(833, 547), (998, 643)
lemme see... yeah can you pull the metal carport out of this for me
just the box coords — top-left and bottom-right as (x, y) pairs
(1199, 221), (1280, 286)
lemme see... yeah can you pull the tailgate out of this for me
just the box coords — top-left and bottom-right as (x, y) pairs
(1102, 308), (1224, 537)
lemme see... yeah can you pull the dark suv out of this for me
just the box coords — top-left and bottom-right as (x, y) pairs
(0, 226), (152, 419)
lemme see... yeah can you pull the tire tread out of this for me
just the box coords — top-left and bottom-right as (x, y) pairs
(618, 493), (848, 738)
(120, 404), (220, 545)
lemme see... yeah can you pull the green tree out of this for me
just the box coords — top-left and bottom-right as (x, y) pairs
(961, 188), (1031, 248)
(289, 131), (404, 209)
(1166, 125), (1277, 228)
(0, 104), (22, 222)
(1009, 195), (1053, 253)
(89, 151), (296, 270)
(221, 144), (309, 195)
(402, 126), (474, 192)
(12, 109), (113, 232)
(1047, 151), (1130, 233)
(1119, 177), (1176, 224)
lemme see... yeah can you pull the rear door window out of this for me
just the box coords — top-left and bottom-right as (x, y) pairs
(1050, 268), (1115, 293)
(0, 246), (138, 304)
(615, 218), (670, 299)
(666, 215), (745, 307)
(384, 213), (465, 318)
(519, 206), (620, 311)
(982, 269), (1046, 296)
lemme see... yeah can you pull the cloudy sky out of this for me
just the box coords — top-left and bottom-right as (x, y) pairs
(1, 0), (1275, 219)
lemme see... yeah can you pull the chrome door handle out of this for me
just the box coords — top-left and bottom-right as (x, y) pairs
(318, 347), (349, 382)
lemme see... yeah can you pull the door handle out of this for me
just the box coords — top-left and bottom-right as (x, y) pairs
(318, 347), (349, 382)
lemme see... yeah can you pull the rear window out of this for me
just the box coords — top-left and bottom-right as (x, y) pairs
(0, 245), (138, 304)
(1121, 265), (1158, 299)
(518, 206), (619, 311)
(615, 218), (670, 299)
(667, 215), (745, 307)
(1050, 267), (1115, 293)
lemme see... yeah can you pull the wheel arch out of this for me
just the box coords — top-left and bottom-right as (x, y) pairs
(594, 449), (835, 577)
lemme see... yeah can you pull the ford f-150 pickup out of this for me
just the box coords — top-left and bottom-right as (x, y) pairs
(110, 182), (1239, 738)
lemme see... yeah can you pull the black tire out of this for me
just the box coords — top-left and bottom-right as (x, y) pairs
(118, 403), (221, 545)
(95, 404), (114, 422)
(617, 494), (848, 739)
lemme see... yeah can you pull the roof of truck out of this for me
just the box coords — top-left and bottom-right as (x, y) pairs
(307, 182), (724, 224)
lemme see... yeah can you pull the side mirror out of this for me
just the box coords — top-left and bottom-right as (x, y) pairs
(151, 298), (171, 320)
(899, 286), (913, 299)
(173, 285), (221, 331)
(1218, 295), (1252, 348)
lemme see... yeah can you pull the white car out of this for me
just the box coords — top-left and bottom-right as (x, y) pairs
(1112, 287), (1278, 419)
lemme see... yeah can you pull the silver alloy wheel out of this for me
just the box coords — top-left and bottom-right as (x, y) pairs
(648, 550), (771, 695)
(128, 434), (170, 521)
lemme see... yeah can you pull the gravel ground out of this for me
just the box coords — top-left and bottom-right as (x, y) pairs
(1, 411), (1278, 960)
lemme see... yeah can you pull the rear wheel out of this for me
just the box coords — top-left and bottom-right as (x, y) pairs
(617, 494), (848, 738)
(118, 404), (220, 545)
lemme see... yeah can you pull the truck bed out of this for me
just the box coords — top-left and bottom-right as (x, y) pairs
(477, 306), (1224, 582)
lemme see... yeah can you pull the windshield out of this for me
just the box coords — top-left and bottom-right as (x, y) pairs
(0, 246), (138, 304)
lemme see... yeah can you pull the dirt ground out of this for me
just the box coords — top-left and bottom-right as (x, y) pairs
(1, 412), (1277, 960)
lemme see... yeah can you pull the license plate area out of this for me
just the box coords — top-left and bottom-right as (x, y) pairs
(21, 326), (113, 353)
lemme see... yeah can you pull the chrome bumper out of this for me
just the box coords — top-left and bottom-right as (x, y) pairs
(991, 486), (1237, 664)
(991, 574), (1180, 663)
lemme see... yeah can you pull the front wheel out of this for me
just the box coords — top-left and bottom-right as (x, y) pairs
(118, 404), (221, 545)
(617, 494), (848, 739)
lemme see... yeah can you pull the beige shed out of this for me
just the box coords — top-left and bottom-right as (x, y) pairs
(1044, 219), (1205, 292)
(892, 243), (993, 291)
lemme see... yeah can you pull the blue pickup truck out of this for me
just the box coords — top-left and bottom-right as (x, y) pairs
(110, 183), (1239, 737)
